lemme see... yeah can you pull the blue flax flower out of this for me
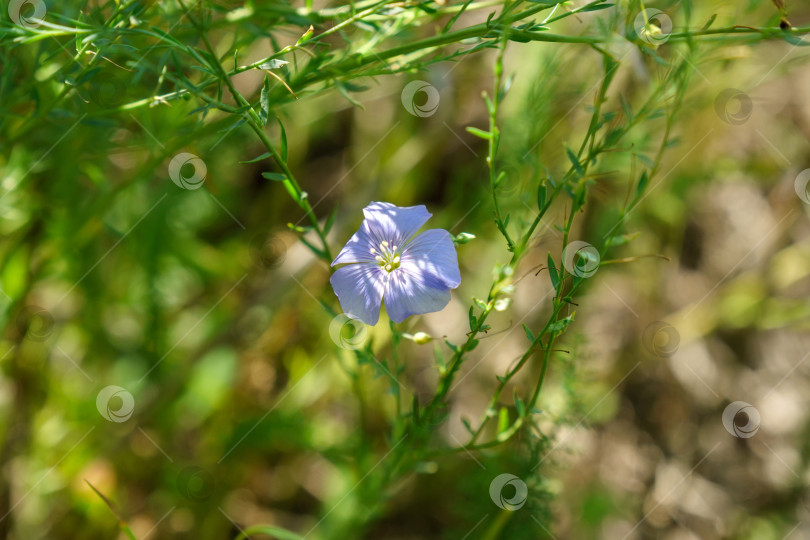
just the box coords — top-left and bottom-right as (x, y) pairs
(330, 202), (461, 325)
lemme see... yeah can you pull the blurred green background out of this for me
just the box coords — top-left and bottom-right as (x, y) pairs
(2, 0), (810, 538)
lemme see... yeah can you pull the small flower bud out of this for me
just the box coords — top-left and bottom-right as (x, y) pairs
(494, 298), (511, 311)
(412, 332), (432, 344)
(454, 232), (476, 244)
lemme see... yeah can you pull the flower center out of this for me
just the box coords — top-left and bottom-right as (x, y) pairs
(371, 241), (401, 273)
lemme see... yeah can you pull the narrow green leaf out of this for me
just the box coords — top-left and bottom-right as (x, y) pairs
(482, 91), (494, 115)
(702, 14), (717, 30)
(188, 64), (216, 77)
(547, 253), (560, 289)
(537, 183), (547, 210)
(261, 172), (287, 181)
(287, 223), (312, 233)
(465, 126), (492, 140)
(285, 184), (305, 207)
(514, 392), (525, 416)
(235, 525), (305, 540)
(461, 417), (474, 435)
(239, 152), (272, 164)
(635, 171), (650, 201)
(565, 147), (585, 177)
(572, 185), (587, 213)
(76, 67), (101, 84)
(415, 3), (437, 14)
(522, 323), (535, 343)
(605, 232), (638, 248)
(620, 93), (633, 120)
(434, 344), (445, 372)
(468, 307), (477, 331)
(442, 0), (473, 32)
(220, 117), (247, 133)
(340, 81), (368, 92)
(85, 480), (137, 540)
(499, 72), (515, 101)
(323, 207), (338, 235)
(297, 25), (314, 44)
(580, 3), (614, 12)
(260, 75), (271, 126)
(299, 236), (325, 259)
(497, 407), (509, 433)
(277, 117), (288, 162)
(335, 80), (364, 109)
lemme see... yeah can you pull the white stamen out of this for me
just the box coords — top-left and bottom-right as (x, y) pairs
(385, 264), (392, 271)
(393, 256), (400, 263)
(370, 248), (377, 254)
(381, 241), (389, 247)
(375, 256), (384, 262)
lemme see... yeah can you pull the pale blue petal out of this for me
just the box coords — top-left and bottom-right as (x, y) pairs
(402, 229), (461, 289)
(330, 263), (386, 325)
(384, 266), (452, 323)
(331, 220), (378, 266)
(362, 202), (431, 247)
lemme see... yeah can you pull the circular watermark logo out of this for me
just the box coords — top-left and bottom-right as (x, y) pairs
(401, 81), (440, 117)
(489, 473), (528, 511)
(249, 232), (287, 269)
(96, 385), (135, 423)
(168, 152), (207, 190)
(634, 9), (672, 45)
(328, 314), (368, 350)
(722, 401), (760, 438)
(16, 306), (53, 342)
(794, 168), (810, 204)
(8, 0), (46, 29)
(714, 89), (753, 125)
(562, 241), (600, 278)
(177, 466), (215, 502)
(642, 321), (680, 358)
(90, 73), (128, 109)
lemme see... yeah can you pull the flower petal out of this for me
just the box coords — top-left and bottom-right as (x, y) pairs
(402, 229), (461, 289)
(330, 263), (386, 325)
(362, 202), (431, 247)
(384, 266), (452, 323)
(331, 220), (378, 266)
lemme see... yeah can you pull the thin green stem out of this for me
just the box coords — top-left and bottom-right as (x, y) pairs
(181, 0), (333, 263)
